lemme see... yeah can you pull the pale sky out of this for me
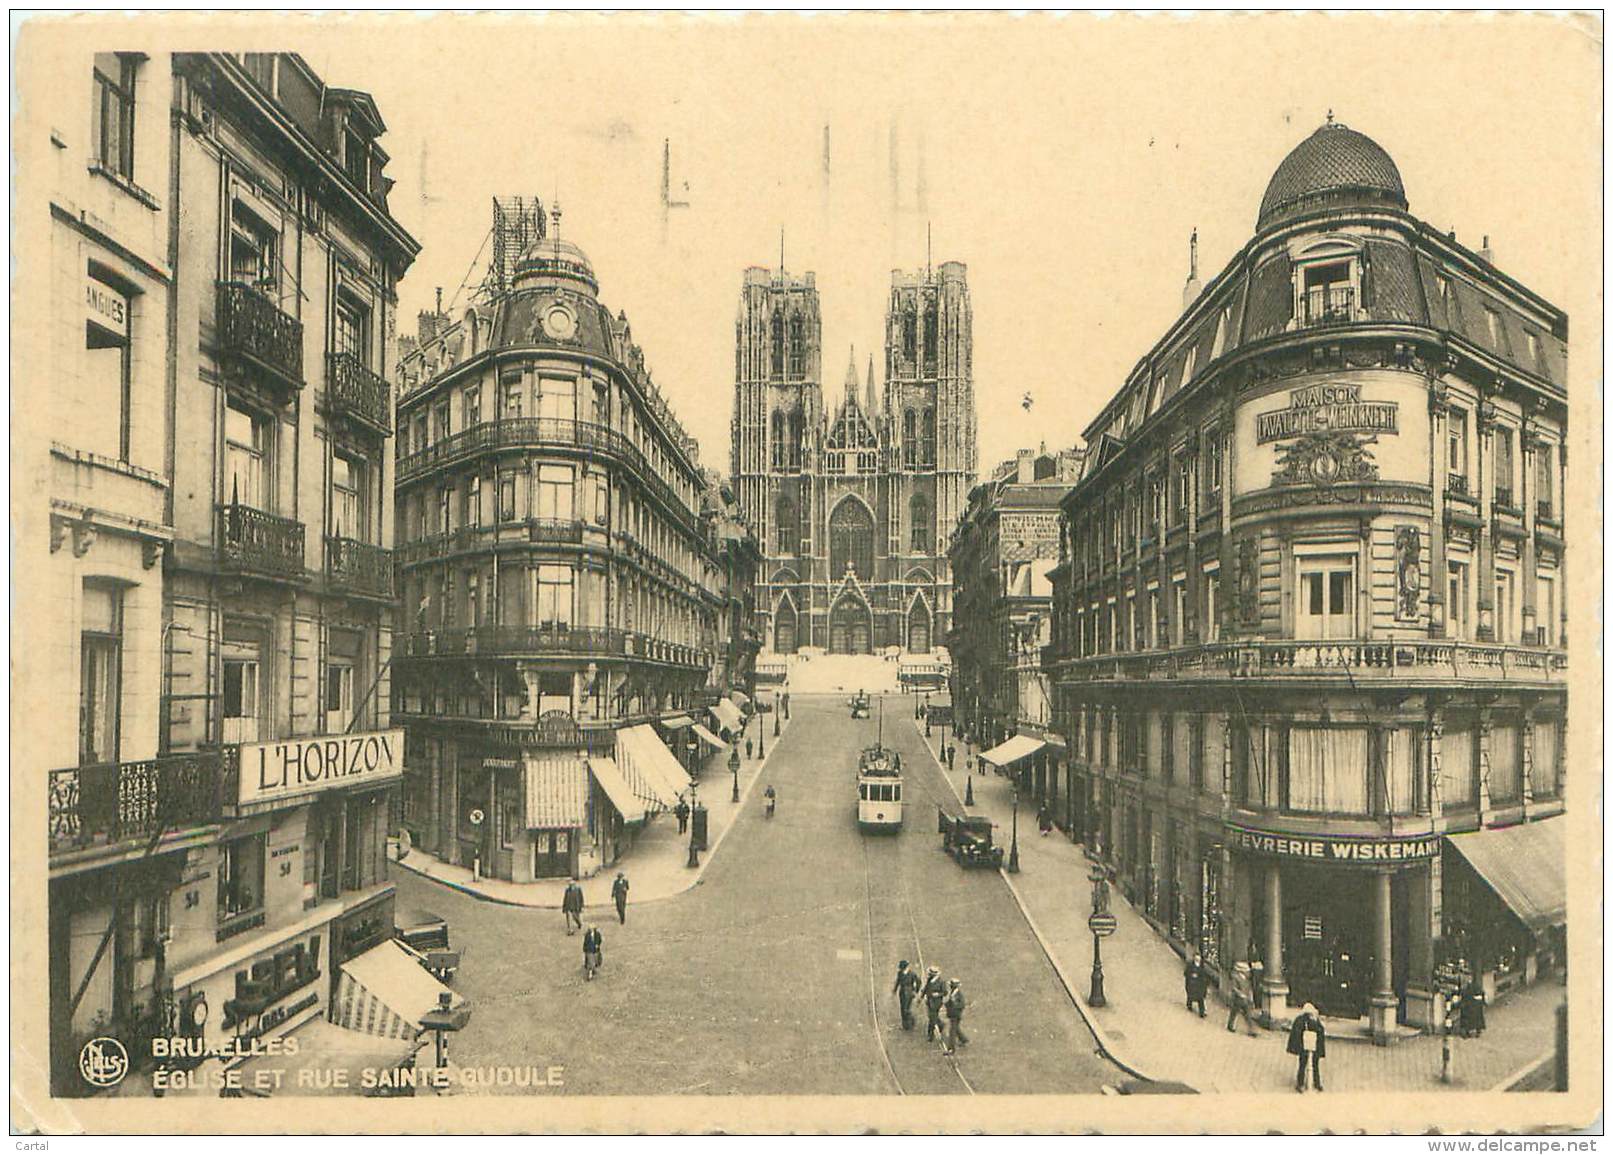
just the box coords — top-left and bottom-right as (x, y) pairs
(275, 13), (1600, 476)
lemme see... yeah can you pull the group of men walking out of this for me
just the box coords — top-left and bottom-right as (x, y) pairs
(892, 961), (969, 1057)
(1184, 952), (1332, 1091)
(562, 872), (632, 981)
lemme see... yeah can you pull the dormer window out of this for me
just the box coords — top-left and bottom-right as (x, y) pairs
(344, 127), (369, 188)
(1301, 261), (1353, 325)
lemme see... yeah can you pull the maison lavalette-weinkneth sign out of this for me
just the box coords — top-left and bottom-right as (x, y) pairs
(237, 729), (405, 806)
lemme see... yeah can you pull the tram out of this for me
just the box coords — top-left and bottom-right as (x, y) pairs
(856, 744), (904, 832)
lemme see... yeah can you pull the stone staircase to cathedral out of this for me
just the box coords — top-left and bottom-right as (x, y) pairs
(758, 649), (905, 696)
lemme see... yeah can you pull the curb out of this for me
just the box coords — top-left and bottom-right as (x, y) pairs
(391, 716), (794, 910)
(909, 716), (1161, 1085)
(1490, 1046), (1556, 1092)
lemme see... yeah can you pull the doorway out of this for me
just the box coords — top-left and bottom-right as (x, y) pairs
(532, 829), (571, 879)
(829, 595), (872, 654)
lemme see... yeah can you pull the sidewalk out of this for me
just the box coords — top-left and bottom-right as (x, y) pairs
(924, 721), (1565, 1093)
(391, 713), (792, 909)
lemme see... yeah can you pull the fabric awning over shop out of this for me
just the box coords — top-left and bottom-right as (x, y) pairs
(331, 939), (466, 1039)
(979, 734), (1047, 767)
(928, 695), (952, 710)
(690, 723), (728, 751)
(660, 714), (694, 729)
(233, 1018), (420, 1096)
(728, 691), (750, 710)
(588, 755), (648, 825)
(615, 724), (691, 809)
(1445, 816), (1566, 933)
(710, 699), (744, 732)
(524, 755), (590, 828)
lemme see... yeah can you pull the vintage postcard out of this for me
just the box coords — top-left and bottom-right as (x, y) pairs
(10, 10), (1602, 1136)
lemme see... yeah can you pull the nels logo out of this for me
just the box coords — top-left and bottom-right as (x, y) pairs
(79, 1037), (130, 1089)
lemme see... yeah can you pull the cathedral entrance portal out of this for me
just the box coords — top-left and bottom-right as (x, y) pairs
(907, 598), (932, 653)
(829, 595), (872, 655)
(774, 599), (798, 654)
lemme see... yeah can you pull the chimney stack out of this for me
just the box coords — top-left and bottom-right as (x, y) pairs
(1479, 234), (1495, 264)
(1016, 447), (1035, 484)
(1181, 229), (1203, 311)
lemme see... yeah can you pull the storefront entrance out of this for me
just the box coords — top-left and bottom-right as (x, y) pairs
(532, 829), (571, 878)
(1265, 864), (1411, 1021)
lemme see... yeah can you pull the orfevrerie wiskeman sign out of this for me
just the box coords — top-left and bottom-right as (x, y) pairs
(237, 729), (405, 806)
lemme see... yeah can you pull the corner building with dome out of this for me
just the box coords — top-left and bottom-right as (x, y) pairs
(390, 204), (754, 883)
(1043, 121), (1567, 1042)
(730, 262), (978, 657)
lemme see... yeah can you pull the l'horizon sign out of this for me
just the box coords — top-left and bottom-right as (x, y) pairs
(1256, 382), (1398, 444)
(238, 729), (404, 806)
(1226, 823), (1439, 863)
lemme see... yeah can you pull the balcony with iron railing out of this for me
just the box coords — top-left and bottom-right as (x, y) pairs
(1536, 499), (1556, 524)
(1299, 284), (1356, 328)
(1446, 473), (1471, 498)
(395, 625), (710, 669)
(217, 503), (306, 578)
(49, 752), (224, 860)
(326, 535), (394, 599)
(216, 281), (304, 392)
(326, 351), (392, 436)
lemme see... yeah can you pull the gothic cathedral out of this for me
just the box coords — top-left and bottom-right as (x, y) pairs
(731, 261), (977, 655)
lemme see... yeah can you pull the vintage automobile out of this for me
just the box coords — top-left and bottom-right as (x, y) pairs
(849, 691), (871, 719)
(938, 812), (1004, 869)
(394, 908), (461, 984)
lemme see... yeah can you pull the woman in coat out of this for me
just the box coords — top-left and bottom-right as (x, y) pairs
(1458, 981), (1487, 1037)
(1286, 1003), (1327, 1091)
(1183, 954), (1209, 1017)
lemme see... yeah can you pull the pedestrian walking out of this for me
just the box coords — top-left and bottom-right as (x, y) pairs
(1184, 953), (1209, 1017)
(746, 736), (754, 759)
(562, 880), (584, 936)
(1287, 1003), (1327, 1092)
(611, 871), (630, 924)
(582, 924), (603, 980)
(946, 745), (955, 771)
(1225, 960), (1259, 1035)
(892, 960), (921, 1030)
(1037, 805), (1053, 836)
(922, 967), (947, 1041)
(675, 797), (690, 834)
(942, 979), (969, 1055)
(1457, 980), (1487, 1038)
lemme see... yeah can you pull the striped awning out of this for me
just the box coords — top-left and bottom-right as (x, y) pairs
(728, 691), (750, 709)
(1445, 816), (1566, 933)
(615, 724), (690, 809)
(588, 755), (648, 825)
(524, 755), (590, 828)
(660, 714), (694, 729)
(979, 734), (1047, 767)
(331, 939), (466, 1040)
(710, 699), (744, 732)
(232, 1018), (421, 1096)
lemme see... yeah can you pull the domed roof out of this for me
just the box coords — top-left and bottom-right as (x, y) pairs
(512, 235), (599, 294)
(1257, 120), (1407, 231)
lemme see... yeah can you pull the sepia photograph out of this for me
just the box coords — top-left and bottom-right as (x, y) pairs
(9, 10), (1602, 1137)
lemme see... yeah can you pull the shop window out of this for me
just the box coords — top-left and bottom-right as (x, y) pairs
(92, 53), (140, 181)
(1287, 727), (1369, 815)
(85, 266), (133, 461)
(1380, 727), (1420, 815)
(331, 453), (367, 541)
(219, 832), (266, 920)
(536, 464), (574, 522)
(1488, 720), (1522, 801)
(1531, 718), (1560, 799)
(224, 403), (269, 509)
(79, 582), (123, 766)
(1297, 556), (1355, 640)
(1440, 723), (1475, 805)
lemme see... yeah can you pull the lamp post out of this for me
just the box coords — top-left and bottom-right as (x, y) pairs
(420, 991), (471, 1068)
(1008, 783), (1021, 873)
(729, 747), (741, 803)
(687, 782), (701, 868)
(757, 715), (766, 759)
(773, 709), (780, 738)
(1088, 863), (1111, 1008)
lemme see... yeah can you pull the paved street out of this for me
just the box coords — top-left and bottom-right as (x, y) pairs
(394, 693), (1120, 1096)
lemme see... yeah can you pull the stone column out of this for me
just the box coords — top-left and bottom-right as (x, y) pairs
(1403, 862), (1438, 1029)
(1369, 868), (1397, 1045)
(1263, 862), (1288, 1014)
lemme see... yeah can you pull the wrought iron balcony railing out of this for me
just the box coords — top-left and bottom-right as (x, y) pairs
(49, 752), (223, 857)
(1536, 499), (1556, 523)
(1299, 285), (1355, 328)
(216, 281), (304, 391)
(326, 535), (394, 598)
(326, 351), (392, 436)
(396, 626), (710, 668)
(217, 503), (305, 577)
(1446, 473), (1470, 498)
(1494, 487), (1516, 510)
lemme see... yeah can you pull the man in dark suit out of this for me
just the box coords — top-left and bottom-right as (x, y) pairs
(892, 960), (921, 1030)
(921, 967), (947, 1042)
(1287, 1003), (1327, 1091)
(582, 925), (603, 981)
(562, 880), (584, 935)
(611, 872), (630, 924)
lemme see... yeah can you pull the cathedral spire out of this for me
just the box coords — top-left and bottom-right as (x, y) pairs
(866, 353), (877, 415)
(844, 345), (858, 403)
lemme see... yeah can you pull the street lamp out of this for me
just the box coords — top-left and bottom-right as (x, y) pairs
(729, 747), (741, 803)
(419, 991), (471, 1068)
(757, 716), (766, 759)
(687, 782), (701, 868)
(1008, 783), (1021, 873)
(773, 709), (780, 738)
(1088, 863), (1110, 1008)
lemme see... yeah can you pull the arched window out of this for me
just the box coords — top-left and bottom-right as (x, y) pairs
(770, 411), (784, 468)
(923, 298), (939, 367)
(829, 498), (875, 580)
(775, 495), (796, 554)
(770, 312), (784, 377)
(922, 408), (936, 466)
(788, 315), (805, 377)
(910, 493), (930, 553)
(902, 307), (917, 361)
(903, 409), (917, 466)
(788, 408), (804, 469)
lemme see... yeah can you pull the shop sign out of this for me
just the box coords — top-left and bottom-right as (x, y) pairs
(1256, 382), (1398, 444)
(532, 711), (582, 747)
(238, 729), (404, 806)
(1226, 824), (1440, 863)
(85, 275), (128, 338)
